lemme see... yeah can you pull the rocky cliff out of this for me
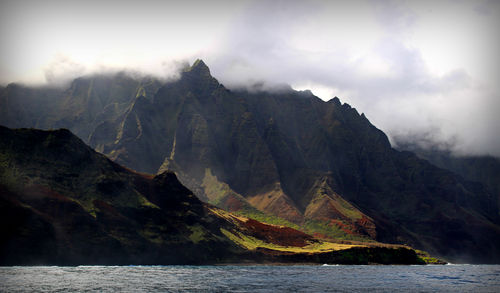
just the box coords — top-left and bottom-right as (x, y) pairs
(1, 60), (499, 263)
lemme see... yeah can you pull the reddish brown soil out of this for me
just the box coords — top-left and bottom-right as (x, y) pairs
(328, 219), (357, 235)
(222, 195), (245, 211)
(248, 190), (304, 224)
(239, 218), (316, 247)
(355, 216), (377, 238)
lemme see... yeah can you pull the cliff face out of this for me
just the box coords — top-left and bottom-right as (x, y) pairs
(0, 126), (427, 265)
(0, 126), (245, 265)
(1, 60), (499, 263)
(396, 144), (500, 216)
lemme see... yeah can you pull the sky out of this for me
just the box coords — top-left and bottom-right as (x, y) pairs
(0, 0), (499, 157)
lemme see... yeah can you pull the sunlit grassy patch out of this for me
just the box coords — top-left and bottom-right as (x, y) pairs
(233, 208), (301, 230)
(188, 225), (207, 244)
(136, 191), (160, 209)
(416, 250), (446, 264)
(303, 219), (371, 241)
(220, 228), (362, 253)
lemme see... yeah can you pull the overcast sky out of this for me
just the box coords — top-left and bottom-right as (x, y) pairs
(1, 0), (499, 157)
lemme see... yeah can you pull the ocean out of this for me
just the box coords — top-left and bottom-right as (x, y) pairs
(1, 264), (499, 292)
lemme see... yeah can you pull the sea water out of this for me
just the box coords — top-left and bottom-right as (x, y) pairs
(1, 264), (499, 292)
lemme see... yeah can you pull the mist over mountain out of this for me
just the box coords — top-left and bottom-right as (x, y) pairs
(395, 139), (500, 215)
(2, 60), (499, 263)
(1, 0), (499, 158)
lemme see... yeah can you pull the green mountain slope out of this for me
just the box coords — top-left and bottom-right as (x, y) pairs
(0, 126), (427, 265)
(1, 60), (499, 263)
(0, 126), (244, 264)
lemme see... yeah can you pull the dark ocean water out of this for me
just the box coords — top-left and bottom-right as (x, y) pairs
(1, 264), (499, 292)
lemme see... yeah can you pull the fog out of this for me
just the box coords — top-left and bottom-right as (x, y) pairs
(1, 0), (499, 156)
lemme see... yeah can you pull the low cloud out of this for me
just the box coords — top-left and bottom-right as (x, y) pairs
(204, 0), (500, 157)
(43, 54), (86, 86)
(1, 0), (499, 157)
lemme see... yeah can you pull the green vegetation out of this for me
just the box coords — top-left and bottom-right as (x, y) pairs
(201, 168), (234, 205)
(307, 183), (363, 221)
(202, 169), (368, 240)
(303, 219), (371, 242)
(136, 86), (146, 98)
(220, 228), (359, 253)
(0, 126), (435, 265)
(137, 191), (160, 209)
(0, 126), (241, 265)
(202, 169), (299, 228)
(188, 225), (207, 244)
(2, 59), (498, 263)
(416, 250), (446, 264)
(234, 208), (301, 230)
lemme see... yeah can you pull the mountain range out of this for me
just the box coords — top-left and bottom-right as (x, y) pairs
(1, 60), (499, 263)
(396, 142), (500, 215)
(0, 125), (426, 265)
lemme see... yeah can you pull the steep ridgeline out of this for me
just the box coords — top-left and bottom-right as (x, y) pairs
(0, 126), (245, 264)
(395, 144), (500, 217)
(1, 60), (499, 263)
(0, 126), (426, 265)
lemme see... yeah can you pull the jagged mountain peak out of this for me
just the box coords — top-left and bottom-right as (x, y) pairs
(328, 96), (342, 106)
(177, 59), (220, 96)
(2, 61), (500, 263)
(1, 125), (429, 265)
(185, 59), (211, 76)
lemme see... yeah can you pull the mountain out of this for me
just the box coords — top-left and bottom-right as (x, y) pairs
(0, 126), (426, 265)
(395, 144), (500, 216)
(1, 60), (499, 263)
(0, 125), (241, 264)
